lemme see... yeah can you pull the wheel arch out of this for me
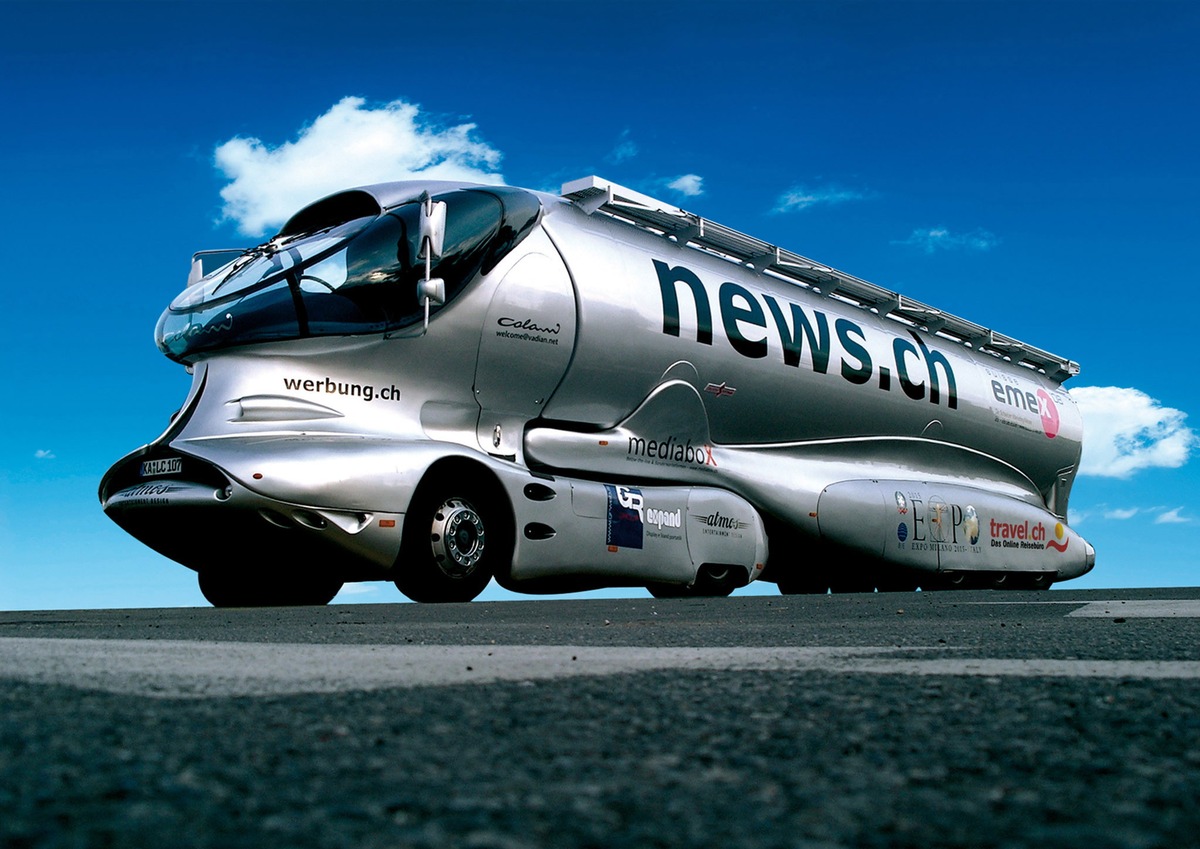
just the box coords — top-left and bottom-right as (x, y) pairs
(397, 455), (518, 586)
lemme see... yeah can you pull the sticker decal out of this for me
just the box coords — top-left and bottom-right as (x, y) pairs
(1037, 389), (1061, 439)
(605, 484), (644, 550)
(704, 382), (737, 398)
(692, 511), (749, 539)
(963, 505), (980, 546)
(1046, 522), (1070, 552)
(928, 497), (949, 543)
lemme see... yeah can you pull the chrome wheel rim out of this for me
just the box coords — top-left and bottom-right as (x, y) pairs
(430, 498), (486, 577)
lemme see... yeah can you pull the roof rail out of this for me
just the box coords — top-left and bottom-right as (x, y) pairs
(561, 176), (1080, 383)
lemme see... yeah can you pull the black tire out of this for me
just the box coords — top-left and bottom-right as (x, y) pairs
(875, 570), (921, 592)
(1007, 572), (1054, 591)
(829, 554), (883, 593)
(393, 473), (510, 603)
(777, 569), (830, 594)
(986, 572), (1012, 590)
(198, 569), (342, 607)
(921, 571), (968, 591)
(646, 582), (690, 599)
(829, 574), (877, 594)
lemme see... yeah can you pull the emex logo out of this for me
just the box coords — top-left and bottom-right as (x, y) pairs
(1037, 390), (1060, 440)
(991, 381), (1061, 439)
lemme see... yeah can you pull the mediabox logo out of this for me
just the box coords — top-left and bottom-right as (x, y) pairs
(626, 436), (717, 468)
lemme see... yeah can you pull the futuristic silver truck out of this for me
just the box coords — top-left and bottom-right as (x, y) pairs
(100, 176), (1095, 605)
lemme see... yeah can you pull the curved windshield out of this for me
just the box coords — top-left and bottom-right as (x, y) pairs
(157, 187), (541, 361)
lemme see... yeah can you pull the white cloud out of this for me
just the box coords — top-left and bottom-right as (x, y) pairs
(892, 227), (998, 253)
(774, 185), (864, 213)
(215, 97), (504, 236)
(34, 449), (55, 460)
(1104, 507), (1140, 520)
(1070, 386), (1196, 478)
(667, 174), (704, 197)
(606, 130), (638, 164)
(1155, 507), (1190, 524)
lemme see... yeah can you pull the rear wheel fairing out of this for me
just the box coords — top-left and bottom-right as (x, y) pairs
(816, 479), (1092, 581)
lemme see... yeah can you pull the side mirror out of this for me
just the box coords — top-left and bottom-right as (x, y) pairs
(417, 276), (446, 333)
(416, 195), (448, 333)
(417, 277), (446, 307)
(188, 249), (245, 286)
(418, 198), (447, 261)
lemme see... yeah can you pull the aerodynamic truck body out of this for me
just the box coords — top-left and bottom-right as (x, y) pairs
(100, 176), (1095, 605)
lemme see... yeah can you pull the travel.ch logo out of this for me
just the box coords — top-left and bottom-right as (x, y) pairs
(988, 518), (1070, 553)
(1046, 522), (1070, 552)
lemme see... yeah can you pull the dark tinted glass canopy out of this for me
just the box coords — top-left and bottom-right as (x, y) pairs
(157, 186), (541, 361)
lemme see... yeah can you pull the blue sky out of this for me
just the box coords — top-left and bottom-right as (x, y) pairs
(2, 0), (1197, 610)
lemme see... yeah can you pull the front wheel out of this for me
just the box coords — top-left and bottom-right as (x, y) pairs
(393, 476), (511, 603)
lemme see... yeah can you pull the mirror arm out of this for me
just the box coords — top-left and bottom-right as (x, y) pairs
(417, 197), (448, 333)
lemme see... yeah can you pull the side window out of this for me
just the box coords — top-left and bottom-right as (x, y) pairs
(303, 213), (418, 333)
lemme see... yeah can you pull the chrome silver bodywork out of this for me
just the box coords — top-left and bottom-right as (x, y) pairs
(101, 176), (1093, 604)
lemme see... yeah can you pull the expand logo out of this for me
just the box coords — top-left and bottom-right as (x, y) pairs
(605, 485), (644, 550)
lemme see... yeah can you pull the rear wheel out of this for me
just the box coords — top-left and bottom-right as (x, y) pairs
(875, 570), (921, 593)
(1007, 572), (1054, 590)
(777, 568), (830, 594)
(394, 473), (511, 603)
(647, 564), (741, 599)
(921, 571), (968, 591)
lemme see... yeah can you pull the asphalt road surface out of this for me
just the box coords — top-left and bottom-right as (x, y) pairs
(2, 587), (1199, 848)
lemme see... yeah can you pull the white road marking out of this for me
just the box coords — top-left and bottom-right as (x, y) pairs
(1066, 600), (1200, 618)
(962, 599), (1200, 618)
(2, 639), (1199, 698)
